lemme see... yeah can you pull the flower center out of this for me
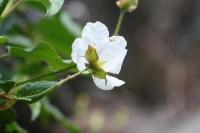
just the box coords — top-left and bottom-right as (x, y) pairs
(89, 59), (105, 70)
(85, 45), (106, 79)
(85, 45), (104, 69)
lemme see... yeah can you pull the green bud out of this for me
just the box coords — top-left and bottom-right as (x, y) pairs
(85, 45), (99, 63)
(116, 0), (138, 12)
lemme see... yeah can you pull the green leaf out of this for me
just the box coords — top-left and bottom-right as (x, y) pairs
(9, 42), (67, 71)
(30, 101), (41, 121)
(8, 35), (32, 48)
(35, 13), (78, 57)
(0, 36), (8, 45)
(0, 64), (13, 80)
(28, 0), (64, 16)
(42, 98), (82, 133)
(0, 80), (15, 93)
(15, 81), (57, 103)
(0, 0), (8, 15)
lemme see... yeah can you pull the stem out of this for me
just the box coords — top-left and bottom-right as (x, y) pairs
(57, 69), (88, 87)
(0, 53), (9, 59)
(13, 96), (32, 102)
(1, 0), (23, 19)
(15, 65), (75, 87)
(114, 10), (126, 35)
(15, 69), (87, 102)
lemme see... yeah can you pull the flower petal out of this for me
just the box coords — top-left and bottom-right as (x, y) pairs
(71, 38), (88, 71)
(92, 75), (125, 90)
(82, 21), (109, 44)
(99, 36), (127, 74)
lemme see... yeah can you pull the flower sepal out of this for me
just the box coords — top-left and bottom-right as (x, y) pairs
(92, 68), (106, 79)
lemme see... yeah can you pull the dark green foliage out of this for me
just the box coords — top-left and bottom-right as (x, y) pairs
(9, 42), (67, 71)
(15, 81), (57, 103)
(0, 0), (83, 132)
(0, 80), (15, 93)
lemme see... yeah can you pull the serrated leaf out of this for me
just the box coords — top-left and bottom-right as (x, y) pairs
(28, 0), (64, 16)
(9, 42), (67, 71)
(30, 101), (41, 121)
(0, 36), (8, 45)
(0, 80), (15, 93)
(15, 81), (57, 103)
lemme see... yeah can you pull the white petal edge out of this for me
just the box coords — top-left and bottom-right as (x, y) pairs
(99, 36), (127, 74)
(82, 21), (109, 44)
(71, 38), (88, 71)
(92, 75), (125, 90)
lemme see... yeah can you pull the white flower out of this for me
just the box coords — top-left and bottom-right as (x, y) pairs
(71, 21), (127, 90)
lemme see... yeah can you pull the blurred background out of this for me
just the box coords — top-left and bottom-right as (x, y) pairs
(1, 0), (200, 133)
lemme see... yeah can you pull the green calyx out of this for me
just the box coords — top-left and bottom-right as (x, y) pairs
(85, 45), (99, 62)
(92, 68), (106, 79)
(85, 45), (106, 79)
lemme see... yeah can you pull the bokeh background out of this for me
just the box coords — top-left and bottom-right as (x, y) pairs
(1, 0), (200, 133)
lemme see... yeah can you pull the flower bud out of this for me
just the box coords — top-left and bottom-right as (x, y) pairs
(116, 0), (138, 12)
